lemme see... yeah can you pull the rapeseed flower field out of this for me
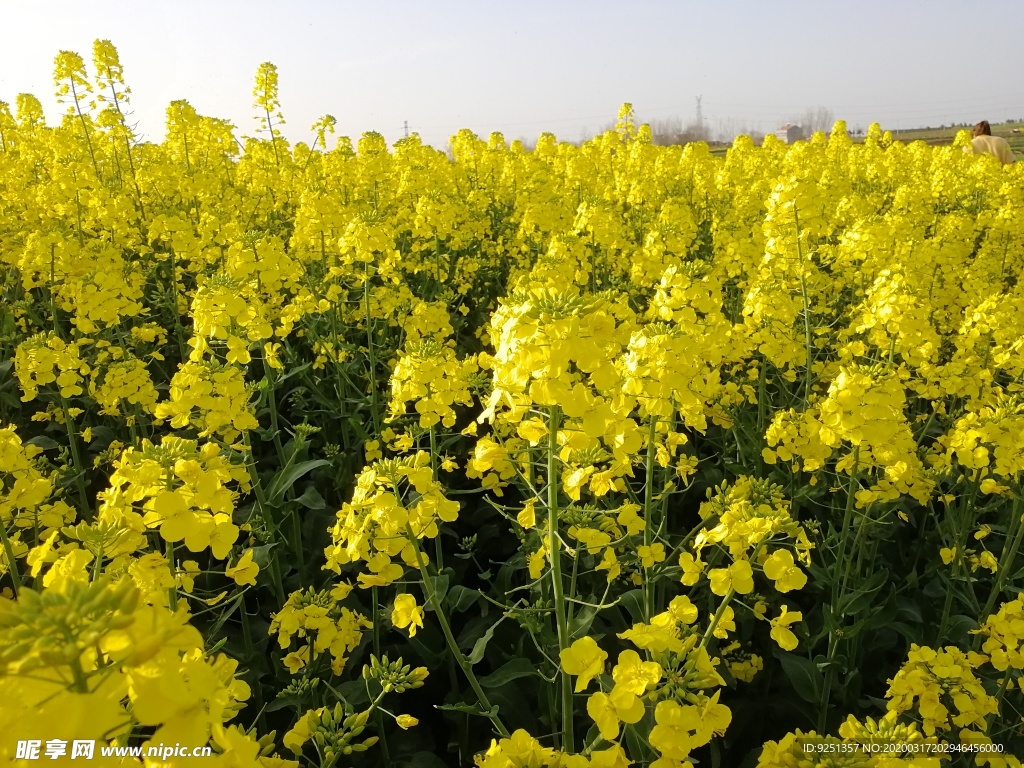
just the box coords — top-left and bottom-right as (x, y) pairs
(1, 42), (1022, 767)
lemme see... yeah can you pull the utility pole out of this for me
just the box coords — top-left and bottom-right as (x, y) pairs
(404, 120), (409, 138)
(695, 96), (704, 139)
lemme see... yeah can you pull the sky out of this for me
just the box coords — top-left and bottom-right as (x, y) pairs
(2, 0), (1023, 149)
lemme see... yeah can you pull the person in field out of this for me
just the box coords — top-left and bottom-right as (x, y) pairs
(967, 120), (1016, 164)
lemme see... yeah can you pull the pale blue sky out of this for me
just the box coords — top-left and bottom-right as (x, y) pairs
(2, 0), (1022, 148)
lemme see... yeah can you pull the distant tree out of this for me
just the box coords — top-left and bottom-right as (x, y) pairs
(680, 119), (709, 143)
(575, 127), (594, 145)
(647, 115), (770, 146)
(788, 106), (834, 134)
(710, 116), (764, 144)
(649, 116), (686, 145)
(647, 116), (711, 145)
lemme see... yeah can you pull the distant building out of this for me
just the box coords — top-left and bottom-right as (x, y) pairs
(774, 124), (804, 144)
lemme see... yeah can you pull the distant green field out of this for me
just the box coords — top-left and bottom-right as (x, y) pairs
(705, 121), (1023, 157)
(892, 121), (1024, 154)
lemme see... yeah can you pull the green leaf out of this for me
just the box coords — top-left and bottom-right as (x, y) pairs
(923, 577), (947, 599)
(887, 621), (923, 645)
(618, 589), (646, 625)
(569, 603), (599, 638)
(266, 459), (330, 505)
(256, 424), (281, 443)
(207, 593), (245, 638)
(895, 595), (924, 623)
(467, 614), (506, 665)
(776, 651), (825, 706)
(479, 657), (536, 688)
(264, 696), (302, 714)
(837, 570), (887, 616)
(295, 485), (326, 510)
(86, 425), (116, 445)
(276, 361), (311, 383)
(435, 702), (500, 718)
(26, 436), (60, 450)
(428, 574), (450, 608)
(447, 585), (479, 613)
(845, 589), (897, 637)
(495, 561), (517, 597)
(249, 544), (276, 570)
(819, 603), (839, 635)
(945, 614), (978, 645)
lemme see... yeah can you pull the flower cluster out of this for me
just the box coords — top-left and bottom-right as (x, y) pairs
(269, 584), (370, 675)
(388, 338), (477, 428)
(153, 359), (260, 442)
(886, 645), (999, 737)
(974, 598), (1024, 672)
(324, 452), (459, 587)
(97, 437), (248, 560)
(0, 579), (289, 764)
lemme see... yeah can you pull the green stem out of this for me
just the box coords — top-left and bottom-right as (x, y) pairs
(271, 427), (306, 581)
(49, 244), (60, 332)
(368, 585), (390, 761)
(60, 396), (91, 516)
(938, 477), (982, 637)
(839, 501), (872, 602)
(69, 658), (89, 693)
(264, 102), (281, 169)
(700, 586), (736, 652)
(165, 539), (177, 610)
(289, 506), (305, 583)
(166, 248), (188, 362)
(74, 187), (84, 247)
(793, 203), (814, 406)
(370, 585), (383, 657)
(427, 423), (464, 727)
(265, 365), (286, 465)
(239, 602), (269, 734)
(821, 449), (859, 731)
(831, 450), (861, 606)
(68, 79), (101, 181)
(107, 82), (145, 219)
(818, 629), (842, 733)
(567, 546), (580, 630)
(242, 431), (286, 604)
(364, 265), (381, 436)
(429, 426), (444, 569)
(547, 406), (574, 753)
(404, 524), (510, 737)
(545, 682), (559, 751)
(975, 495), (1024, 641)
(757, 360), (768, 474)
(643, 416), (658, 621)
(0, 522), (22, 596)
